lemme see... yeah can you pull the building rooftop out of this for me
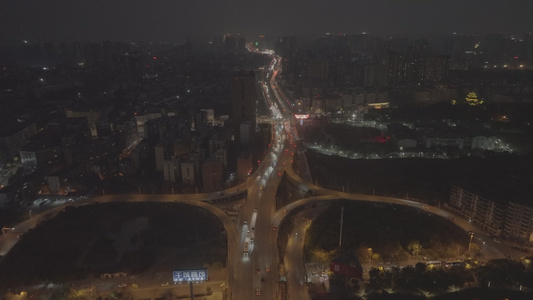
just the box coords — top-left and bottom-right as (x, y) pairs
(0, 123), (32, 137)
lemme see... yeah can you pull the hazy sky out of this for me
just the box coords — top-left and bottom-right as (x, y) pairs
(1, 0), (533, 42)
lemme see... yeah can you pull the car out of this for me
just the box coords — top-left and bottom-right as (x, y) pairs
(259, 185), (264, 192)
(254, 208), (258, 212)
(266, 265), (271, 272)
(244, 219), (247, 224)
(251, 227), (255, 231)
(160, 282), (169, 287)
(256, 288), (261, 296)
(256, 268), (260, 273)
(118, 283), (127, 288)
(273, 226), (277, 231)
(261, 277), (265, 283)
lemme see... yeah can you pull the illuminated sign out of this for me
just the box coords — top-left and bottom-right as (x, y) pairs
(173, 269), (208, 283)
(366, 102), (390, 110)
(294, 114), (309, 119)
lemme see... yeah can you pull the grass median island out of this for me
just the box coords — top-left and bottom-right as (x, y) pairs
(0, 202), (227, 288)
(305, 201), (469, 265)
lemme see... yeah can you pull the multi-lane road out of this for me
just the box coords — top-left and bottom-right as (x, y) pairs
(0, 51), (528, 300)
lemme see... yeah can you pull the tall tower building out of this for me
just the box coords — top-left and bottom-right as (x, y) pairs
(405, 39), (430, 87)
(386, 52), (406, 87)
(231, 71), (256, 145)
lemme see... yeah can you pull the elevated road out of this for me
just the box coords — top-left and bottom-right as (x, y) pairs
(0, 50), (522, 300)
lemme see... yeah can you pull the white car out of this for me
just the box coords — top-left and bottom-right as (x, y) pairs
(160, 282), (169, 287)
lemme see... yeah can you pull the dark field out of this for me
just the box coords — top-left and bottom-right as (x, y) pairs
(306, 152), (533, 204)
(0, 202), (227, 288)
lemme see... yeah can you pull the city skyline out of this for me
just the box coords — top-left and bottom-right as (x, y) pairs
(1, 7), (533, 297)
(2, 0), (533, 43)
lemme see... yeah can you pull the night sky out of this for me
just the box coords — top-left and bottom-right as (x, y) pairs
(1, 0), (533, 43)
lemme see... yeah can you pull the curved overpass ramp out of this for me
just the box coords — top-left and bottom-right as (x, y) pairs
(0, 194), (240, 294)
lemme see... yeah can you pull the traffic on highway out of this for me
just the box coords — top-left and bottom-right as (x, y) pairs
(0, 45), (527, 300)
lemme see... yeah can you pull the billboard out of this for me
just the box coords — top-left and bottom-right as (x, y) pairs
(173, 269), (208, 283)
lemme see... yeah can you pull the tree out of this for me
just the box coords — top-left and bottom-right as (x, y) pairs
(476, 258), (525, 288)
(407, 241), (422, 257)
(395, 266), (417, 290)
(415, 262), (427, 274)
(465, 92), (483, 106)
(5, 291), (28, 300)
(448, 265), (473, 289)
(68, 287), (98, 299)
(368, 268), (392, 292)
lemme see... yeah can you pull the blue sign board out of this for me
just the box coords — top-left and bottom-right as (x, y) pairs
(173, 269), (208, 282)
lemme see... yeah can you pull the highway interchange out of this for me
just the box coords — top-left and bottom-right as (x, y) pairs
(0, 51), (528, 300)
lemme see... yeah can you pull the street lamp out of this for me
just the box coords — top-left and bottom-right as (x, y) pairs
(468, 232), (474, 253)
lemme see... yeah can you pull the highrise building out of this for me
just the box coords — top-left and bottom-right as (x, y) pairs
(385, 52), (406, 87)
(202, 157), (224, 192)
(504, 201), (533, 243)
(424, 56), (450, 86)
(307, 59), (329, 79)
(405, 39), (430, 87)
(0, 123), (37, 164)
(231, 71), (256, 145)
(163, 157), (180, 183)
